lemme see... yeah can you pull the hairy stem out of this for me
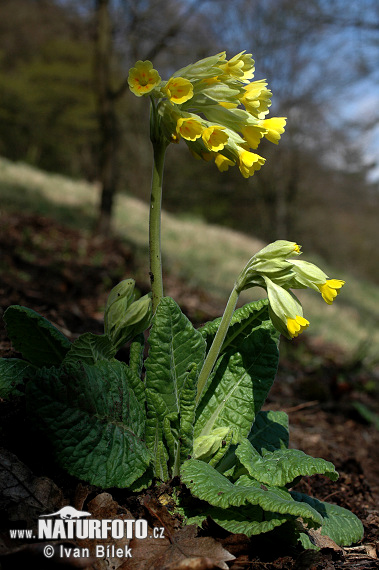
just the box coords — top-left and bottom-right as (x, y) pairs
(149, 140), (167, 313)
(196, 285), (240, 405)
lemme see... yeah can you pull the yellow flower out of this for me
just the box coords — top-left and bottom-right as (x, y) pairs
(261, 117), (287, 144)
(127, 60), (161, 96)
(128, 52), (286, 179)
(241, 124), (267, 149)
(176, 117), (203, 141)
(215, 154), (235, 172)
(219, 51), (255, 82)
(238, 150), (265, 178)
(239, 80), (272, 118)
(202, 126), (228, 151)
(287, 316), (310, 338)
(164, 77), (193, 104)
(317, 279), (345, 305)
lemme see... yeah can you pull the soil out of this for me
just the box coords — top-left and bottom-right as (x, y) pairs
(0, 212), (378, 569)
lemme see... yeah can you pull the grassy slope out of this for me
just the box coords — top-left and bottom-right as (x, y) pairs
(1, 156), (378, 360)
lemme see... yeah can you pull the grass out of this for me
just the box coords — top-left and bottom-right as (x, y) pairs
(1, 156), (378, 361)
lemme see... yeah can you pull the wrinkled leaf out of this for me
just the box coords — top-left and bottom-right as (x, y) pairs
(26, 360), (151, 488)
(195, 328), (279, 441)
(236, 440), (338, 487)
(63, 332), (116, 365)
(199, 299), (277, 353)
(4, 305), (71, 366)
(181, 501), (290, 537)
(213, 410), (290, 478)
(144, 297), (205, 475)
(181, 459), (322, 527)
(248, 410), (289, 452)
(291, 492), (364, 546)
(0, 358), (37, 398)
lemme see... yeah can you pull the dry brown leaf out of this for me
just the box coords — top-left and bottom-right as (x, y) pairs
(123, 525), (235, 570)
(0, 447), (64, 527)
(308, 528), (344, 553)
(78, 492), (134, 570)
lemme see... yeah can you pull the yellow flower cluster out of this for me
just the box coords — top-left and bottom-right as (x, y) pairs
(128, 52), (286, 178)
(236, 241), (345, 339)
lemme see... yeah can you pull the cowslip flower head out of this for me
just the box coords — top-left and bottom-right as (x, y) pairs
(128, 60), (161, 96)
(128, 51), (286, 178)
(234, 240), (345, 340)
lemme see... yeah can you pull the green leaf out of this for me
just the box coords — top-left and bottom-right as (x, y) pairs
(194, 328), (279, 441)
(63, 332), (116, 365)
(181, 501), (290, 537)
(199, 299), (277, 353)
(129, 467), (154, 493)
(26, 360), (151, 488)
(145, 297), (206, 417)
(248, 410), (289, 452)
(129, 333), (145, 377)
(236, 440), (338, 487)
(291, 492), (364, 546)
(213, 411), (288, 479)
(144, 297), (206, 473)
(0, 358), (37, 398)
(179, 363), (198, 463)
(181, 459), (323, 527)
(4, 305), (71, 367)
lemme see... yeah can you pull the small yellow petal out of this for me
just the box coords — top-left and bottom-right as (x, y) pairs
(202, 126), (228, 152)
(215, 154), (235, 172)
(238, 150), (265, 178)
(164, 77), (193, 104)
(241, 125), (267, 149)
(261, 117), (287, 144)
(317, 280), (345, 305)
(176, 118), (203, 141)
(128, 60), (161, 96)
(287, 315), (310, 338)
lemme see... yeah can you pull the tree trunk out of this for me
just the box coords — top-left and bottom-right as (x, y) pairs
(94, 0), (118, 236)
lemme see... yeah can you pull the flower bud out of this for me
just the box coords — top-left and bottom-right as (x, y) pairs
(289, 259), (328, 291)
(254, 240), (301, 260)
(264, 277), (309, 339)
(104, 279), (152, 349)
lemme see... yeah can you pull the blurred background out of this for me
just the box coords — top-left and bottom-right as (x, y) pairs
(0, 0), (378, 358)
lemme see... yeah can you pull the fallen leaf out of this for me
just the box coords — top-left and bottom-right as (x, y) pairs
(308, 528), (344, 553)
(123, 525), (235, 570)
(0, 447), (64, 528)
(78, 492), (134, 570)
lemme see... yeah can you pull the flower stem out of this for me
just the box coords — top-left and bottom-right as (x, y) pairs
(196, 285), (240, 405)
(149, 139), (167, 313)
